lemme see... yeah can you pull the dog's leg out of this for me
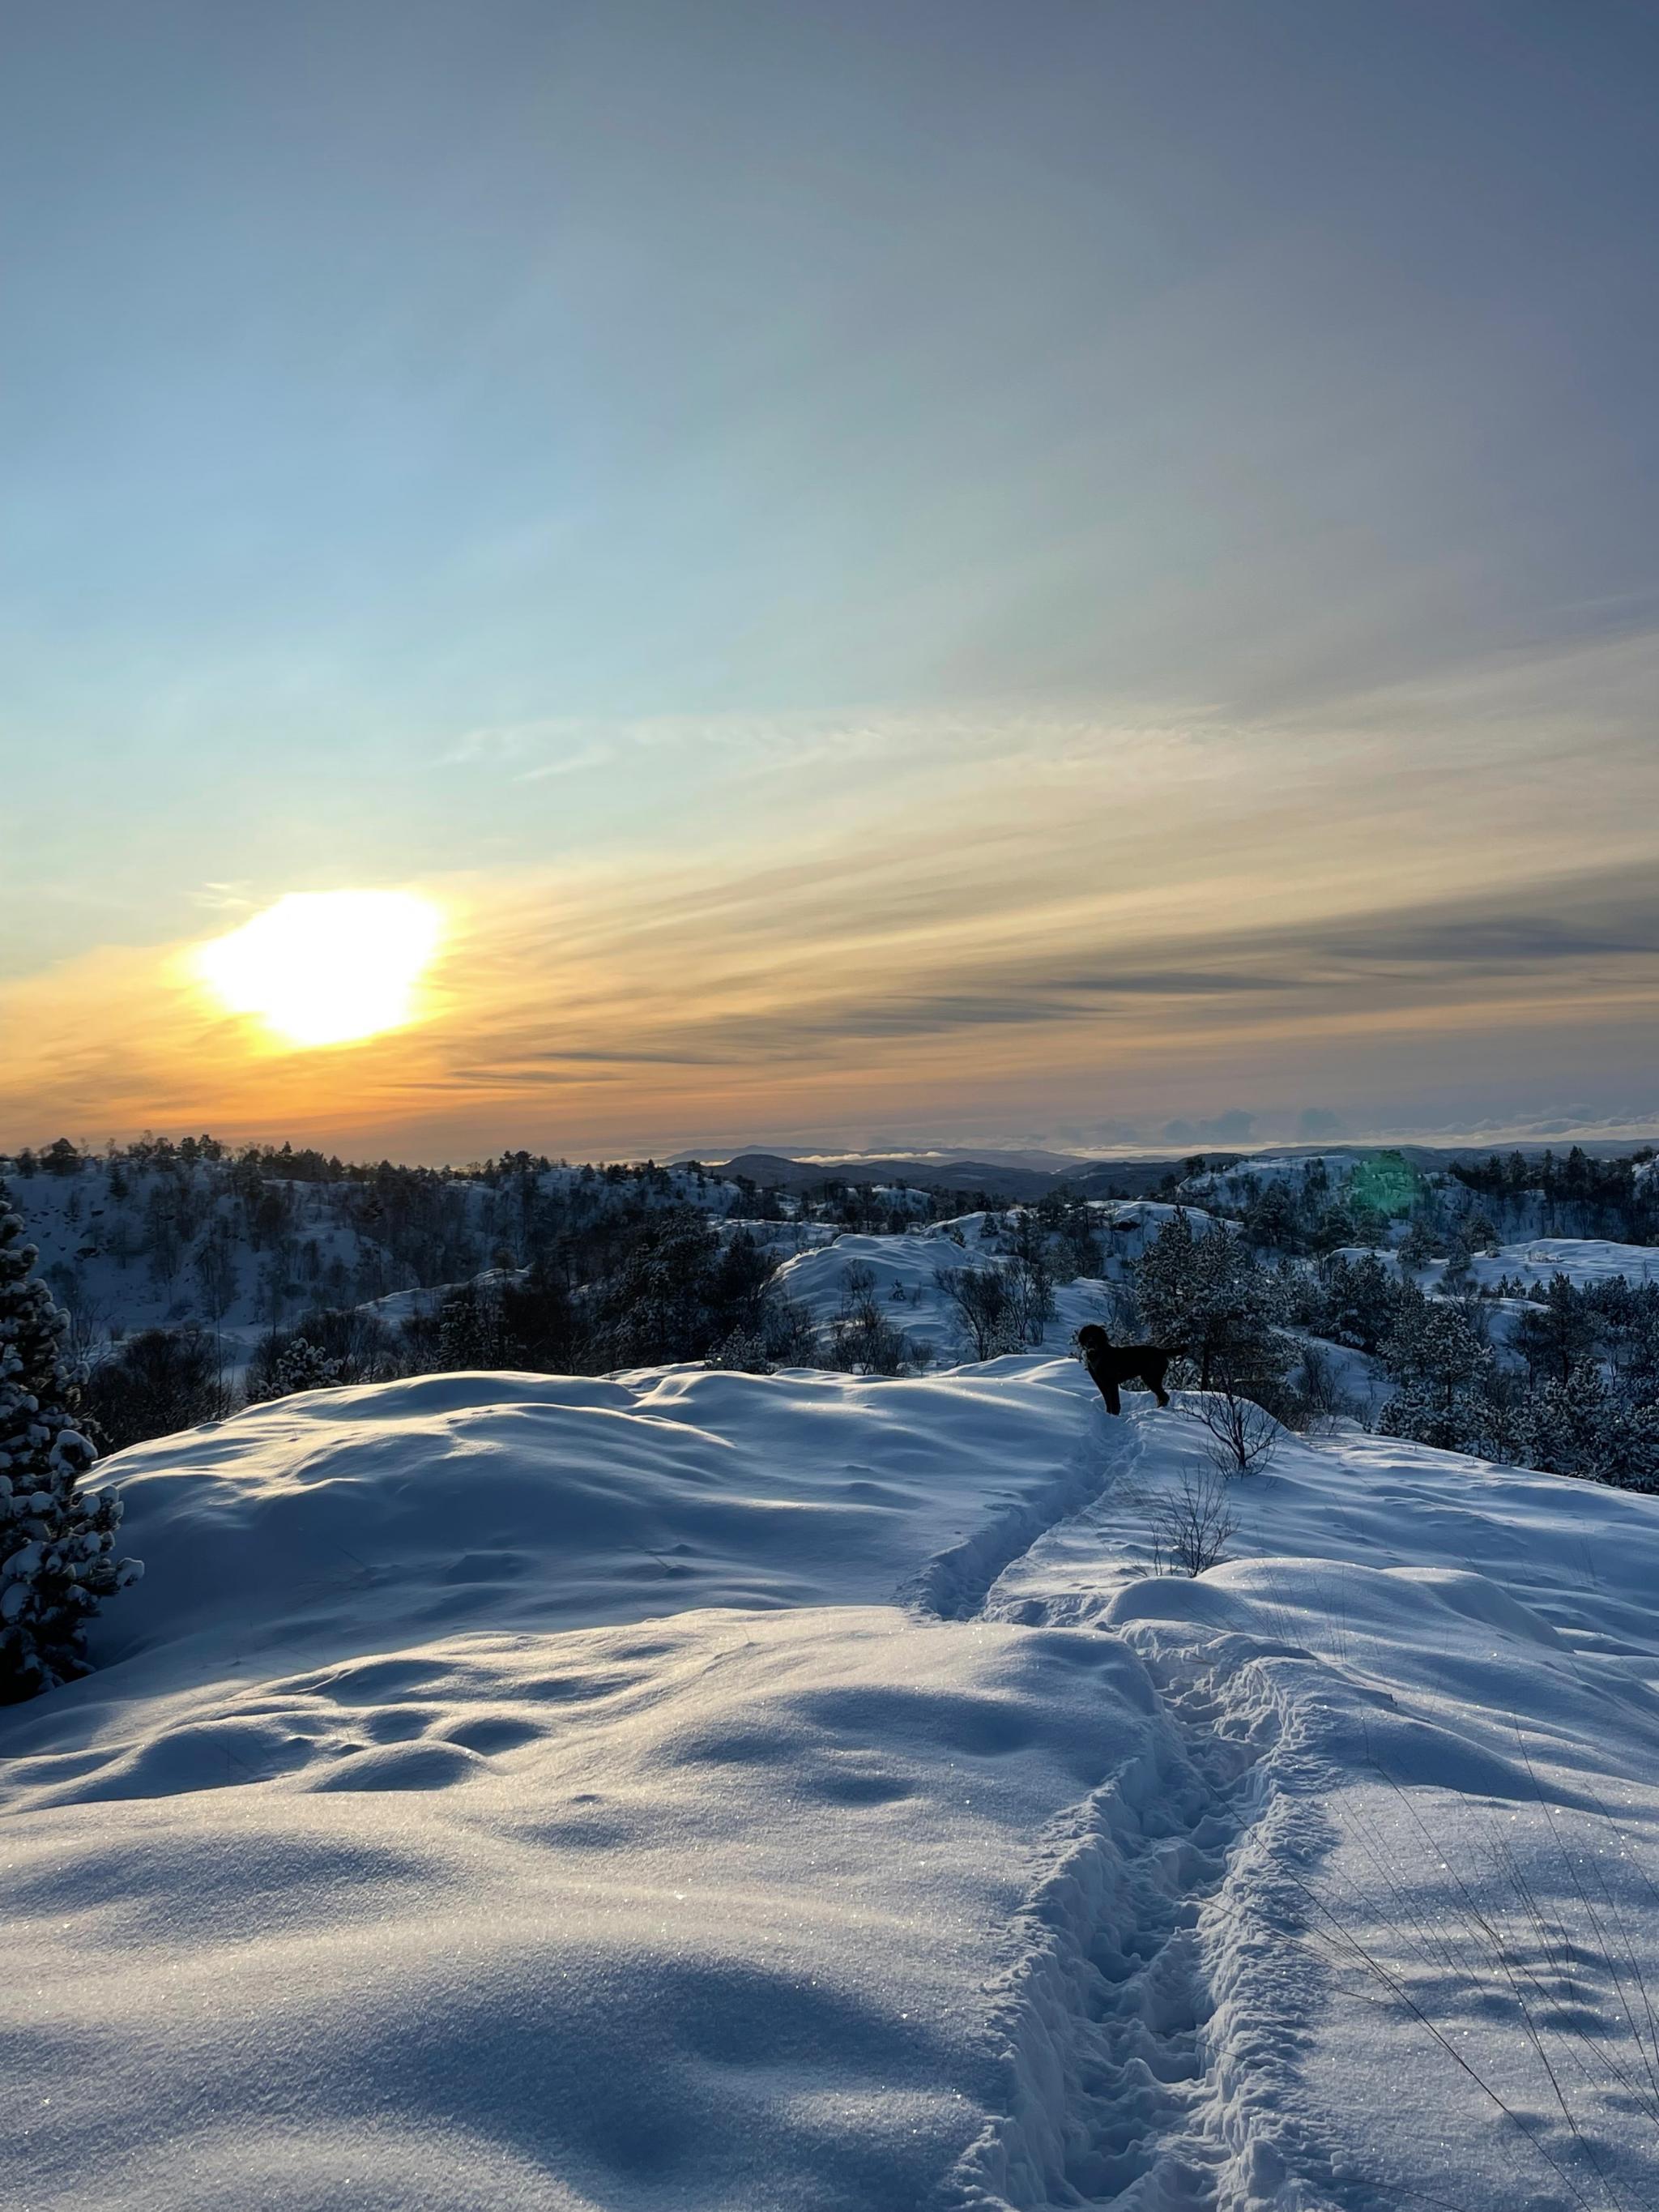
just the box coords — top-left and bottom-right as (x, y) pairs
(1103, 1381), (1121, 1417)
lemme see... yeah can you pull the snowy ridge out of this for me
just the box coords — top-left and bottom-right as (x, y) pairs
(902, 1371), (1124, 1621)
(6, 1367), (1659, 2207)
(1467, 1238), (1659, 1292)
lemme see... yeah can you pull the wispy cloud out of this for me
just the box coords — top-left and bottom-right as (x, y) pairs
(6, 634), (1659, 1158)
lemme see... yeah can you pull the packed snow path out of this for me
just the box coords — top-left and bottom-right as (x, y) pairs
(932, 1411), (1295, 2210)
(4, 1362), (1659, 2210)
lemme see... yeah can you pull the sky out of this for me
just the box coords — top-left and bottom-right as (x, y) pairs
(4, 1), (1658, 1162)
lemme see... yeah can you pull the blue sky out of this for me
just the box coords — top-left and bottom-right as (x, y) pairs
(4, 3), (1658, 1155)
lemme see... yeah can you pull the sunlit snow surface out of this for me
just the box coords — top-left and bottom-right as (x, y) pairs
(5, 1362), (1659, 2210)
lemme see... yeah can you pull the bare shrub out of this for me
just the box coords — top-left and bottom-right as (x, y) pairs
(1188, 1383), (1282, 1476)
(1148, 1468), (1237, 1577)
(934, 1265), (1024, 1360)
(81, 1326), (232, 1451)
(828, 1262), (923, 1375)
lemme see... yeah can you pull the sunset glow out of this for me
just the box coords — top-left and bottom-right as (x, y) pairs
(3, 6), (1656, 1161)
(194, 891), (443, 1048)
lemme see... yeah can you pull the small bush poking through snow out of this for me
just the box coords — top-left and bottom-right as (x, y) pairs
(1188, 1385), (1282, 1477)
(0, 1188), (141, 1702)
(1147, 1467), (1237, 1576)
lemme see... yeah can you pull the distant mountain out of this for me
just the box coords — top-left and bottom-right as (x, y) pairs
(701, 1151), (1188, 1202)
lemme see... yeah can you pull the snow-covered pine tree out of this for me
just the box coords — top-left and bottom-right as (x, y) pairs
(245, 1334), (343, 1403)
(1136, 1211), (1289, 1392)
(0, 1187), (142, 1702)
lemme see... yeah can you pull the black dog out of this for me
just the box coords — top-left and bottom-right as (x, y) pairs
(1076, 1323), (1185, 1416)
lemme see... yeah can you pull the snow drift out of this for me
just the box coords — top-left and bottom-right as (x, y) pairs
(4, 1358), (1659, 2211)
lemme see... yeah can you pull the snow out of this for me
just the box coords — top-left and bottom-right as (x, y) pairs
(1178, 1151), (1364, 1201)
(986, 1408), (1659, 2208)
(772, 1228), (971, 1355)
(6, 1159), (754, 1355)
(59, 1363), (1107, 1684)
(6, 1161), (454, 1343)
(1084, 1197), (1229, 1259)
(770, 1207), (1223, 1360)
(1468, 1236), (1659, 1292)
(4, 1357), (1659, 2208)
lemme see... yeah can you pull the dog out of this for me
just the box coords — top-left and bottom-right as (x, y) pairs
(1076, 1323), (1186, 1416)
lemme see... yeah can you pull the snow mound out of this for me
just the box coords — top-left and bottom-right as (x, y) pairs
(1085, 1198), (1227, 1258)
(1, 1360), (1191, 2212)
(76, 1360), (1103, 1687)
(7, 1356), (1659, 2210)
(6, 1604), (1175, 2212)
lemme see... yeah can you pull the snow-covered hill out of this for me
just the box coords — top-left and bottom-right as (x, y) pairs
(1468, 1236), (1659, 1291)
(771, 1204), (1226, 1361)
(4, 1363), (1657, 2210)
(8, 1156), (408, 1339)
(770, 1228), (1109, 1360)
(6, 1154), (754, 1350)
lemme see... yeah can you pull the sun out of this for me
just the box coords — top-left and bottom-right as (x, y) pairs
(194, 890), (444, 1048)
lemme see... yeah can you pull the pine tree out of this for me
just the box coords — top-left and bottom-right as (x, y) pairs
(0, 1188), (142, 1702)
(1397, 1217), (1439, 1274)
(1380, 1291), (1491, 1415)
(1136, 1211), (1289, 1390)
(1514, 1271), (1601, 1384)
(245, 1334), (344, 1403)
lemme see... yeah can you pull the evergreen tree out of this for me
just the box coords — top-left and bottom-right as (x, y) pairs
(1380, 1291), (1491, 1414)
(245, 1335), (345, 1403)
(1241, 1180), (1301, 1254)
(1136, 1211), (1289, 1391)
(1397, 1217), (1439, 1274)
(1319, 1250), (1404, 1353)
(0, 1189), (142, 1702)
(1514, 1271), (1601, 1383)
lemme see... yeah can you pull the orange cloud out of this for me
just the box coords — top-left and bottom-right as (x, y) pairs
(6, 658), (1659, 1158)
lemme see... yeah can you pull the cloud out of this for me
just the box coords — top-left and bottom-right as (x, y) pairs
(1298, 1107), (1346, 1138)
(1196, 1111), (1256, 1143)
(1162, 1112), (1254, 1146)
(7, 635), (1659, 1158)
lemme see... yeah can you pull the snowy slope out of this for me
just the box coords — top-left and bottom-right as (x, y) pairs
(986, 1409), (1659, 2210)
(770, 1206), (1223, 1360)
(8, 1159), (754, 1352)
(4, 1364), (1658, 2210)
(58, 1362), (1107, 1686)
(1178, 1153), (1364, 1202)
(1084, 1197), (1230, 1260)
(1469, 1236), (1659, 1291)
(9, 1160), (391, 1339)
(771, 1230), (1114, 1358)
(2, 1361), (1150, 2212)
